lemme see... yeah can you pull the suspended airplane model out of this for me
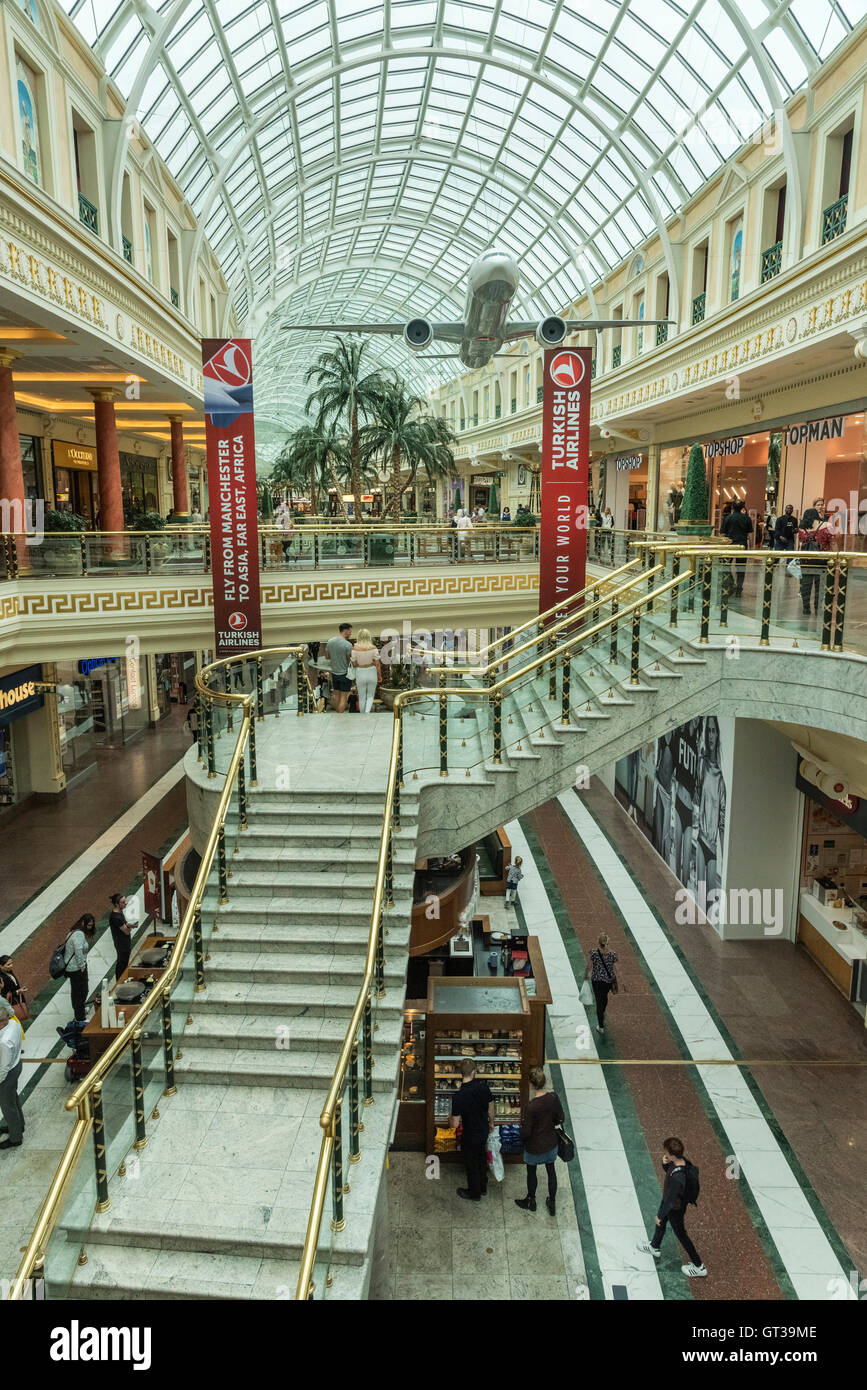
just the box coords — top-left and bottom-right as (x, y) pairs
(283, 247), (672, 369)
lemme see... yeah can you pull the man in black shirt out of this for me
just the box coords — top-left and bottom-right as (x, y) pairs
(449, 1058), (494, 1201)
(720, 500), (753, 595)
(773, 503), (798, 550)
(109, 893), (131, 981)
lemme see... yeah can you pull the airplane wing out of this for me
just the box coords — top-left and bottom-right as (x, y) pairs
(282, 321), (466, 342)
(502, 318), (674, 338)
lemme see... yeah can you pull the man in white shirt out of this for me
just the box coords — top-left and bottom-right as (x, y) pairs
(0, 997), (24, 1149)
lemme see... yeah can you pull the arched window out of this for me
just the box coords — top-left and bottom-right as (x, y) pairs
(16, 58), (41, 185)
(15, 0), (41, 27)
(631, 254), (644, 278)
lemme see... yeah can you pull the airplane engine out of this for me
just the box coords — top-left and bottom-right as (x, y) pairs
(535, 316), (568, 347)
(404, 318), (434, 351)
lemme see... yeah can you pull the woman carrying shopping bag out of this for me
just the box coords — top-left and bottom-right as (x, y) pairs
(515, 1065), (565, 1216)
(583, 932), (619, 1035)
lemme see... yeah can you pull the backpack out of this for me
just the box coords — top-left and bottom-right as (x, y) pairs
(49, 942), (68, 979)
(682, 1160), (700, 1206)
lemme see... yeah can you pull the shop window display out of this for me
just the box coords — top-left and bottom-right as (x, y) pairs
(781, 412), (866, 541)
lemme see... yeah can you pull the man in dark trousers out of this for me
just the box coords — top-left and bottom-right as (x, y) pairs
(449, 1058), (494, 1201)
(637, 1136), (707, 1278)
(773, 503), (798, 550)
(721, 499), (753, 595)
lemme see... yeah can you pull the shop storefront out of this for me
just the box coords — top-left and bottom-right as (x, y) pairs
(605, 452), (647, 528)
(155, 651), (196, 715)
(52, 439), (98, 524)
(119, 452), (159, 522)
(796, 766), (867, 1013)
(20, 435), (47, 503)
(55, 653), (149, 782)
(0, 666), (44, 809)
(657, 408), (866, 537)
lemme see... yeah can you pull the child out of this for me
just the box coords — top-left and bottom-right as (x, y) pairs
(505, 857), (524, 907)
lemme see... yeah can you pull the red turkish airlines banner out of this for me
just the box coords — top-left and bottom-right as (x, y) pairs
(202, 338), (262, 656)
(538, 346), (592, 615)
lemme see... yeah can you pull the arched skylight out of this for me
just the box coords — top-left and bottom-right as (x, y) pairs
(60, 0), (867, 430)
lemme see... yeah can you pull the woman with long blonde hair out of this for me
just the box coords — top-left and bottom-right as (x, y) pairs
(349, 628), (382, 714)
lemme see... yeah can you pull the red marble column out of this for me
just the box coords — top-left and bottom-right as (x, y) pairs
(0, 349), (29, 573)
(169, 415), (189, 518)
(89, 389), (125, 552)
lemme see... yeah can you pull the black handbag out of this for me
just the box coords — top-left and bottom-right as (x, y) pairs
(555, 1123), (575, 1163)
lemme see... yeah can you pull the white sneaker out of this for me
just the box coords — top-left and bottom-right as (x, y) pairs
(635, 1241), (660, 1259)
(682, 1263), (707, 1278)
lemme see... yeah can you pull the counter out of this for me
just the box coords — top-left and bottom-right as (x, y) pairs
(797, 890), (867, 999)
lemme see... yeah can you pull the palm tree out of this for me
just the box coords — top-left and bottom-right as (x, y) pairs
(416, 414), (456, 517)
(305, 338), (391, 521)
(272, 424), (349, 520)
(360, 381), (427, 524)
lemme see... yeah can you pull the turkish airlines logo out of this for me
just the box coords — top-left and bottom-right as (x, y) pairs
(549, 350), (585, 389)
(227, 611), (248, 631)
(204, 341), (251, 388)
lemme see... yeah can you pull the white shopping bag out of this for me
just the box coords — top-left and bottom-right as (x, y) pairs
(487, 1128), (505, 1183)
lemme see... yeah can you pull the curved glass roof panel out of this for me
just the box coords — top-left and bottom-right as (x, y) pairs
(59, 0), (866, 429)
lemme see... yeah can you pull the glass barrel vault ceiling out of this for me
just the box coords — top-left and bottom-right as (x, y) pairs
(63, 0), (866, 433)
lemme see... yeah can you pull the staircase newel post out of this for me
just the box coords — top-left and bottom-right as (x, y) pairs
(375, 906), (386, 998)
(492, 690), (502, 764)
(255, 656), (265, 720)
(821, 556), (835, 651)
(548, 638), (557, 702)
(699, 557), (712, 644)
(669, 555), (680, 627)
(760, 556), (774, 646)
(438, 671), (448, 777)
(295, 649), (308, 716)
(385, 831), (395, 908)
(629, 609), (641, 684)
(205, 699), (216, 779)
(193, 905), (206, 993)
(609, 598), (619, 663)
(348, 1043), (361, 1165)
(330, 1104), (346, 1231)
(90, 1084), (110, 1213)
(719, 556), (730, 628)
(362, 995), (374, 1106)
(237, 753), (247, 836)
(833, 558), (848, 652)
(218, 824), (228, 902)
(161, 994), (177, 1097)
(560, 653), (571, 725)
(248, 714), (258, 786)
(130, 1034), (147, 1150)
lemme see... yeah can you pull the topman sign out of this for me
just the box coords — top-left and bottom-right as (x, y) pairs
(784, 416), (844, 446)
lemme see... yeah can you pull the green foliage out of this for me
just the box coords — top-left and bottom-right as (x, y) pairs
(680, 443), (709, 522)
(44, 509), (86, 532)
(130, 511), (166, 530)
(360, 381), (455, 524)
(304, 337), (393, 518)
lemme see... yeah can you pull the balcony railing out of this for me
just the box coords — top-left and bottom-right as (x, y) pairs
(612, 344), (622, 368)
(170, 286), (180, 308)
(78, 192), (98, 235)
(122, 236), (133, 264)
(590, 357), (596, 380)
(511, 397), (517, 413)
(761, 240), (782, 282)
(655, 322), (668, 345)
(822, 194), (848, 245)
(536, 386), (543, 402)
(495, 403), (501, 418)
(460, 419), (465, 431)
(473, 413), (478, 426)
(692, 291), (706, 325)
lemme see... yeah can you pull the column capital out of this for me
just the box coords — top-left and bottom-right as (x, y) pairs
(0, 348), (21, 370)
(167, 414), (184, 426)
(88, 388), (120, 404)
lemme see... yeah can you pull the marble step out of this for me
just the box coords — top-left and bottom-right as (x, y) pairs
(71, 1245), (366, 1301)
(222, 869), (414, 898)
(174, 1044), (397, 1090)
(248, 789), (415, 811)
(182, 1012), (401, 1055)
(226, 843), (416, 868)
(189, 979), (405, 1020)
(210, 920), (411, 955)
(224, 823), (410, 848)
(210, 900), (411, 930)
(233, 801), (418, 825)
(201, 950), (406, 989)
